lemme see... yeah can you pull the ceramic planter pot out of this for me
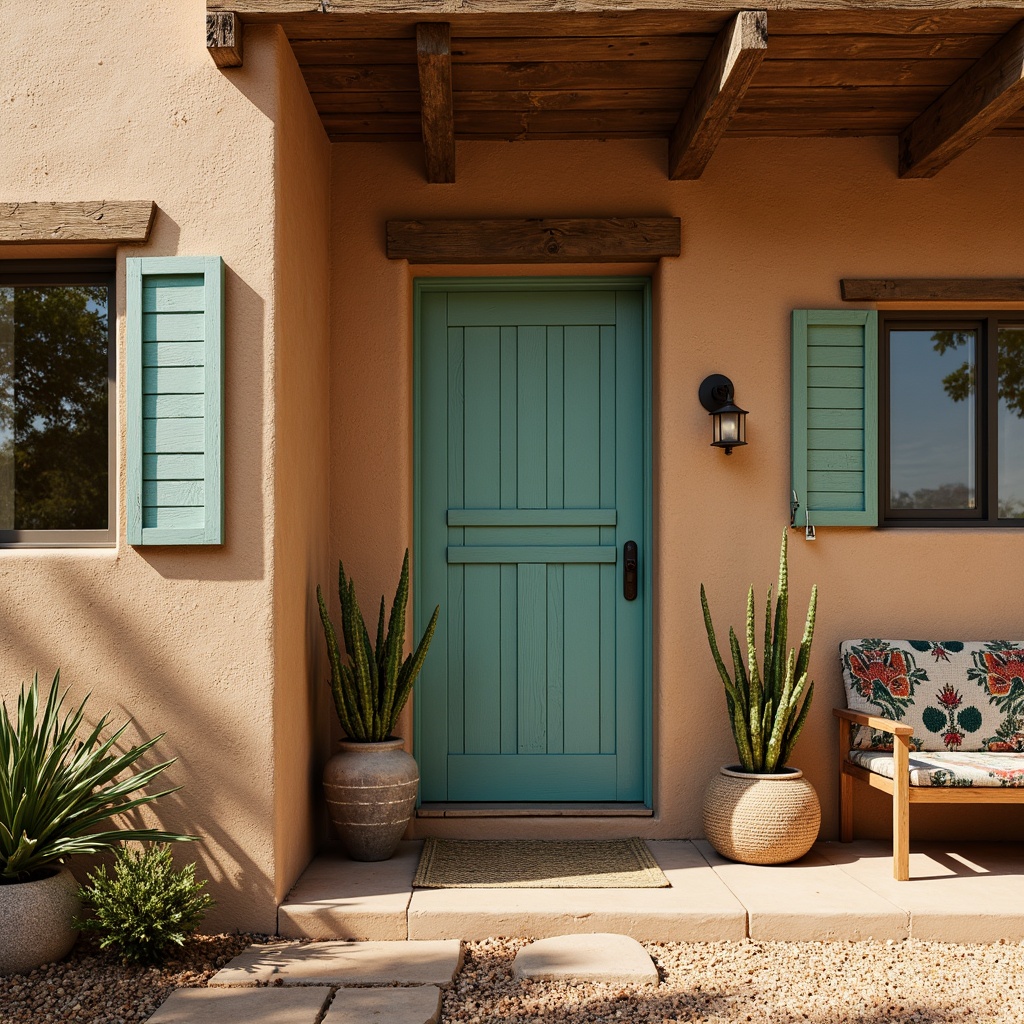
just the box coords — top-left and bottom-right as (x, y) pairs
(0, 866), (81, 975)
(323, 737), (419, 861)
(702, 765), (821, 865)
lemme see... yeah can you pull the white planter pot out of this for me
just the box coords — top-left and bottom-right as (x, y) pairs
(702, 765), (821, 865)
(0, 867), (80, 975)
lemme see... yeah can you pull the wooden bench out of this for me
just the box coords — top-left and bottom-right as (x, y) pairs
(835, 639), (1024, 881)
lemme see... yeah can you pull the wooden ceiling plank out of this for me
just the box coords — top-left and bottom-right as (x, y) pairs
(417, 22), (456, 182)
(0, 201), (156, 244)
(899, 18), (1024, 176)
(207, 12), (244, 67)
(386, 217), (681, 264)
(770, 33), (1000, 60)
(668, 9), (768, 179)
(842, 278), (1024, 300)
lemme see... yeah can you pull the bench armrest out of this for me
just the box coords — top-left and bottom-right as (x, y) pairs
(833, 707), (913, 738)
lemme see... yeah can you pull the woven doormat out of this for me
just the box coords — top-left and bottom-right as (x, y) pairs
(412, 837), (670, 888)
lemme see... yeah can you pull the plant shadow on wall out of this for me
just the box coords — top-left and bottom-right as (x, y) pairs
(317, 550), (438, 862)
(699, 528), (822, 866)
(0, 671), (204, 976)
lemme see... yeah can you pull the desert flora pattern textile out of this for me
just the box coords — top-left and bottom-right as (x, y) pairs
(848, 750), (1024, 787)
(840, 640), (1024, 752)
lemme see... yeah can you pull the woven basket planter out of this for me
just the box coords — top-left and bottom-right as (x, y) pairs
(702, 765), (821, 865)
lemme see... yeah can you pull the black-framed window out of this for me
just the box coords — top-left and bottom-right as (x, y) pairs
(0, 260), (115, 547)
(881, 313), (1024, 526)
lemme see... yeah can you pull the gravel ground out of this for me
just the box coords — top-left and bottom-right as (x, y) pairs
(3, 935), (1024, 1023)
(0, 933), (261, 1024)
(444, 938), (1024, 1024)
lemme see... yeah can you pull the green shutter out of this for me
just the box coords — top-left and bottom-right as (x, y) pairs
(127, 256), (224, 545)
(792, 309), (878, 527)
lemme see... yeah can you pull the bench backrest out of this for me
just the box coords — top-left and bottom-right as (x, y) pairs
(840, 640), (1024, 752)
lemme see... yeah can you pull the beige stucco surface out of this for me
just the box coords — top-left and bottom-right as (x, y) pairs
(0, 2), (328, 931)
(331, 134), (1024, 845)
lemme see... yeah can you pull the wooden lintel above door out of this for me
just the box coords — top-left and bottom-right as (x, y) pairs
(386, 217), (681, 263)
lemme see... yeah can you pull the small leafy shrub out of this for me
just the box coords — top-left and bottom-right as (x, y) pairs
(77, 844), (214, 964)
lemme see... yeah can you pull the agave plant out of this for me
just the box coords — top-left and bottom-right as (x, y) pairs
(0, 672), (192, 882)
(317, 550), (439, 743)
(700, 529), (818, 774)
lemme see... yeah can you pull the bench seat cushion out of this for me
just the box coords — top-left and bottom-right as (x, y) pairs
(840, 640), (1024, 753)
(849, 749), (1024, 787)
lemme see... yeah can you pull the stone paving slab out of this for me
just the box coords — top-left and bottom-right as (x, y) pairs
(278, 841), (420, 940)
(696, 840), (909, 941)
(145, 988), (332, 1024)
(513, 933), (659, 986)
(408, 841), (747, 941)
(323, 986), (442, 1024)
(817, 841), (1024, 942)
(209, 939), (464, 987)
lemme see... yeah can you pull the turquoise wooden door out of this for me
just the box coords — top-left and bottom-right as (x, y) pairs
(415, 280), (649, 803)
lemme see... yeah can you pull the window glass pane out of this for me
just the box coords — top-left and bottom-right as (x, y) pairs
(998, 324), (1024, 519)
(890, 328), (977, 511)
(0, 284), (109, 531)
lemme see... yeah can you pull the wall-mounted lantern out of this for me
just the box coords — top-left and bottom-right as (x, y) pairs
(698, 374), (748, 455)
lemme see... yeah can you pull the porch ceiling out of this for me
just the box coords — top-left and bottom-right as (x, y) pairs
(209, 2), (1024, 180)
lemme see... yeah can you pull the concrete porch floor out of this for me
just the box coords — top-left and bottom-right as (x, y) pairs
(279, 840), (1024, 944)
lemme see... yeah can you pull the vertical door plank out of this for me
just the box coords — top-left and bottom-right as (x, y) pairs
(464, 326), (501, 508)
(599, 325), (618, 753)
(546, 326), (564, 509)
(563, 326), (601, 508)
(599, 326), (617, 545)
(517, 325), (547, 509)
(500, 326), (518, 510)
(546, 563), (564, 754)
(563, 564), (601, 754)
(500, 563), (518, 753)
(600, 562), (617, 753)
(614, 290), (646, 800)
(446, 565), (465, 755)
(418, 292), (451, 797)
(464, 564), (501, 754)
(447, 328), (465, 516)
(517, 563), (548, 754)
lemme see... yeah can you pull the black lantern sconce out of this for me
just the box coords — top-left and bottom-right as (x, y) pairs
(698, 374), (748, 455)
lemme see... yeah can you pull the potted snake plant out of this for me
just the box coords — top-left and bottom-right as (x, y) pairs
(317, 550), (438, 861)
(0, 672), (190, 975)
(699, 528), (821, 864)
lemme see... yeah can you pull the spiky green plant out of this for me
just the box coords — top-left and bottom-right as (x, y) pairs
(0, 672), (193, 882)
(76, 843), (213, 964)
(317, 550), (439, 742)
(700, 529), (818, 774)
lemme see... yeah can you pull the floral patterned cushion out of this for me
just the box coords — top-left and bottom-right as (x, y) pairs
(848, 749), (1024, 787)
(840, 640), (1024, 753)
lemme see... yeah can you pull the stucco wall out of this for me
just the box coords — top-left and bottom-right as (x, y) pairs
(330, 135), (1024, 844)
(272, 38), (332, 904)
(0, 2), (300, 931)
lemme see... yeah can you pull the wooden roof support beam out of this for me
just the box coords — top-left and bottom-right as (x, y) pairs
(668, 9), (767, 180)
(899, 19), (1024, 177)
(416, 22), (455, 183)
(207, 12), (243, 68)
(842, 278), (1024, 301)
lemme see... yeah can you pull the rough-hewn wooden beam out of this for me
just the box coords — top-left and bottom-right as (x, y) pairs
(416, 23), (456, 183)
(207, 12), (244, 67)
(211, 1), (1024, 14)
(842, 278), (1024, 301)
(387, 217), (681, 262)
(0, 202), (156, 244)
(899, 19), (1024, 177)
(668, 10), (767, 179)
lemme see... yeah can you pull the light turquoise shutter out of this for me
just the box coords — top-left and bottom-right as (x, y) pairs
(792, 310), (878, 527)
(127, 256), (224, 545)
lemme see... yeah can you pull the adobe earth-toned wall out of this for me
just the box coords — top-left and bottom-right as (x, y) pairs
(0, 2), (329, 931)
(330, 134), (1024, 844)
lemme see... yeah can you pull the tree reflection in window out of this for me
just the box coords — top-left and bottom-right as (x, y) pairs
(0, 285), (109, 531)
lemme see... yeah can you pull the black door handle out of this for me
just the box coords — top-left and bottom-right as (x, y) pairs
(623, 541), (638, 601)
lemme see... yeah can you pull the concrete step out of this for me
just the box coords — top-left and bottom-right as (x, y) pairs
(513, 933), (659, 985)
